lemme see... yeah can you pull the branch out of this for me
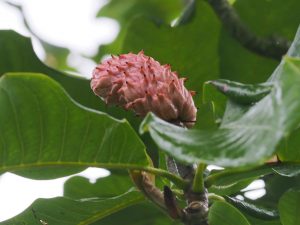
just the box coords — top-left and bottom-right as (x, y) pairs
(206, 0), (291, 60)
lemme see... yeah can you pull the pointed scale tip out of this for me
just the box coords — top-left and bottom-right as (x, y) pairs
(190, 91), (196, 96)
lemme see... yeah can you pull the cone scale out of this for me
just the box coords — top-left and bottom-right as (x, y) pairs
(91, 51), (197, 127)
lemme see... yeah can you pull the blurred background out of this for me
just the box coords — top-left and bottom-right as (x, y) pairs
(0, 0), (275, 221)
(0, 0), (119, 77)
(0, 0), (117, 221)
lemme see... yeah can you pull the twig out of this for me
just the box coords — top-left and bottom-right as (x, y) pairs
(192, 163), (207, 193)
(163, 186), (184, 219)
(206, 0), (291, 60)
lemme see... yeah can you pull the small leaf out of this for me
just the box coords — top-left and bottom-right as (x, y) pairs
(206, 79), (272, 105)
(208, 201), (251, 225)
(278, 190), (300, 225)
(273, 164), (300, 177)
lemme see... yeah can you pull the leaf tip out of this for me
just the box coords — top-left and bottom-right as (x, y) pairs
(139, 113), (154, 134)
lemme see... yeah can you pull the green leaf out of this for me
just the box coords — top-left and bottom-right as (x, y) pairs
(246, 215), (282, 225)
(0, 30), (141, 129)
(218, 29), (278, 84)
(225, 196), (279, 220)
(219, 0), (300, 83)
(140, 57), (300, 167)
(277, 128), (300, 162)
(220, 27), (300, 158)
(97, 0), (183, 24)
(209, 201), (251, 225)
(221, 100), (250, 125)
(64, 175), (177, 225)
(223, 27), (300, 124)
(234, 0), (300, 41)
(63, 175), (179, 225)
(278, 190), (300, 225)
(206, 79), (272, 105)
(1, 189), (144, 225)
(274, 27), (300, 162)
(258, 175), (300, 209)
(202, 83), (227, 123)
(205, 163), (300, 188)
(273, 164), (300, 177)
(0, 73), (149, 179)
(64, 174), (134, 199)
(208, 178), (255, 196)
(91, 202), (180, 225)
(95, 0), (184, 59)
(173, 0), (196, 26)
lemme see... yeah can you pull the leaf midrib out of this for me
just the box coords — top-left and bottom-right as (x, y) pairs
(0, 161), (153, 174)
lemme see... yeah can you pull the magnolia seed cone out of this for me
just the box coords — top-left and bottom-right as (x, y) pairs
(91, 51), (197, 127)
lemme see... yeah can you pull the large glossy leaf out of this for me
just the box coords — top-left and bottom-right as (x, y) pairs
(0, 30), (141, 129)
(1, 189), (144, 225)
(95, 0), (184, 59)
(97, 0), (183, 24)
(120, 1), (281, 99)
(121, 1), (221, 105)
(141, 57), (300, 167)
(208, 201), (251, 225)
(218, 29), (278, 83)
(0, 73), (149, 179)
(206, 79), (272, 105)
(278, 190), (300, 225)
(200, 1), (300, 126)
(221, 26), (300, 161)
(63, 175), (179, 225)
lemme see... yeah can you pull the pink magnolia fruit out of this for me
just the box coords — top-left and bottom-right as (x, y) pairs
(91, 51), (197, 127)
